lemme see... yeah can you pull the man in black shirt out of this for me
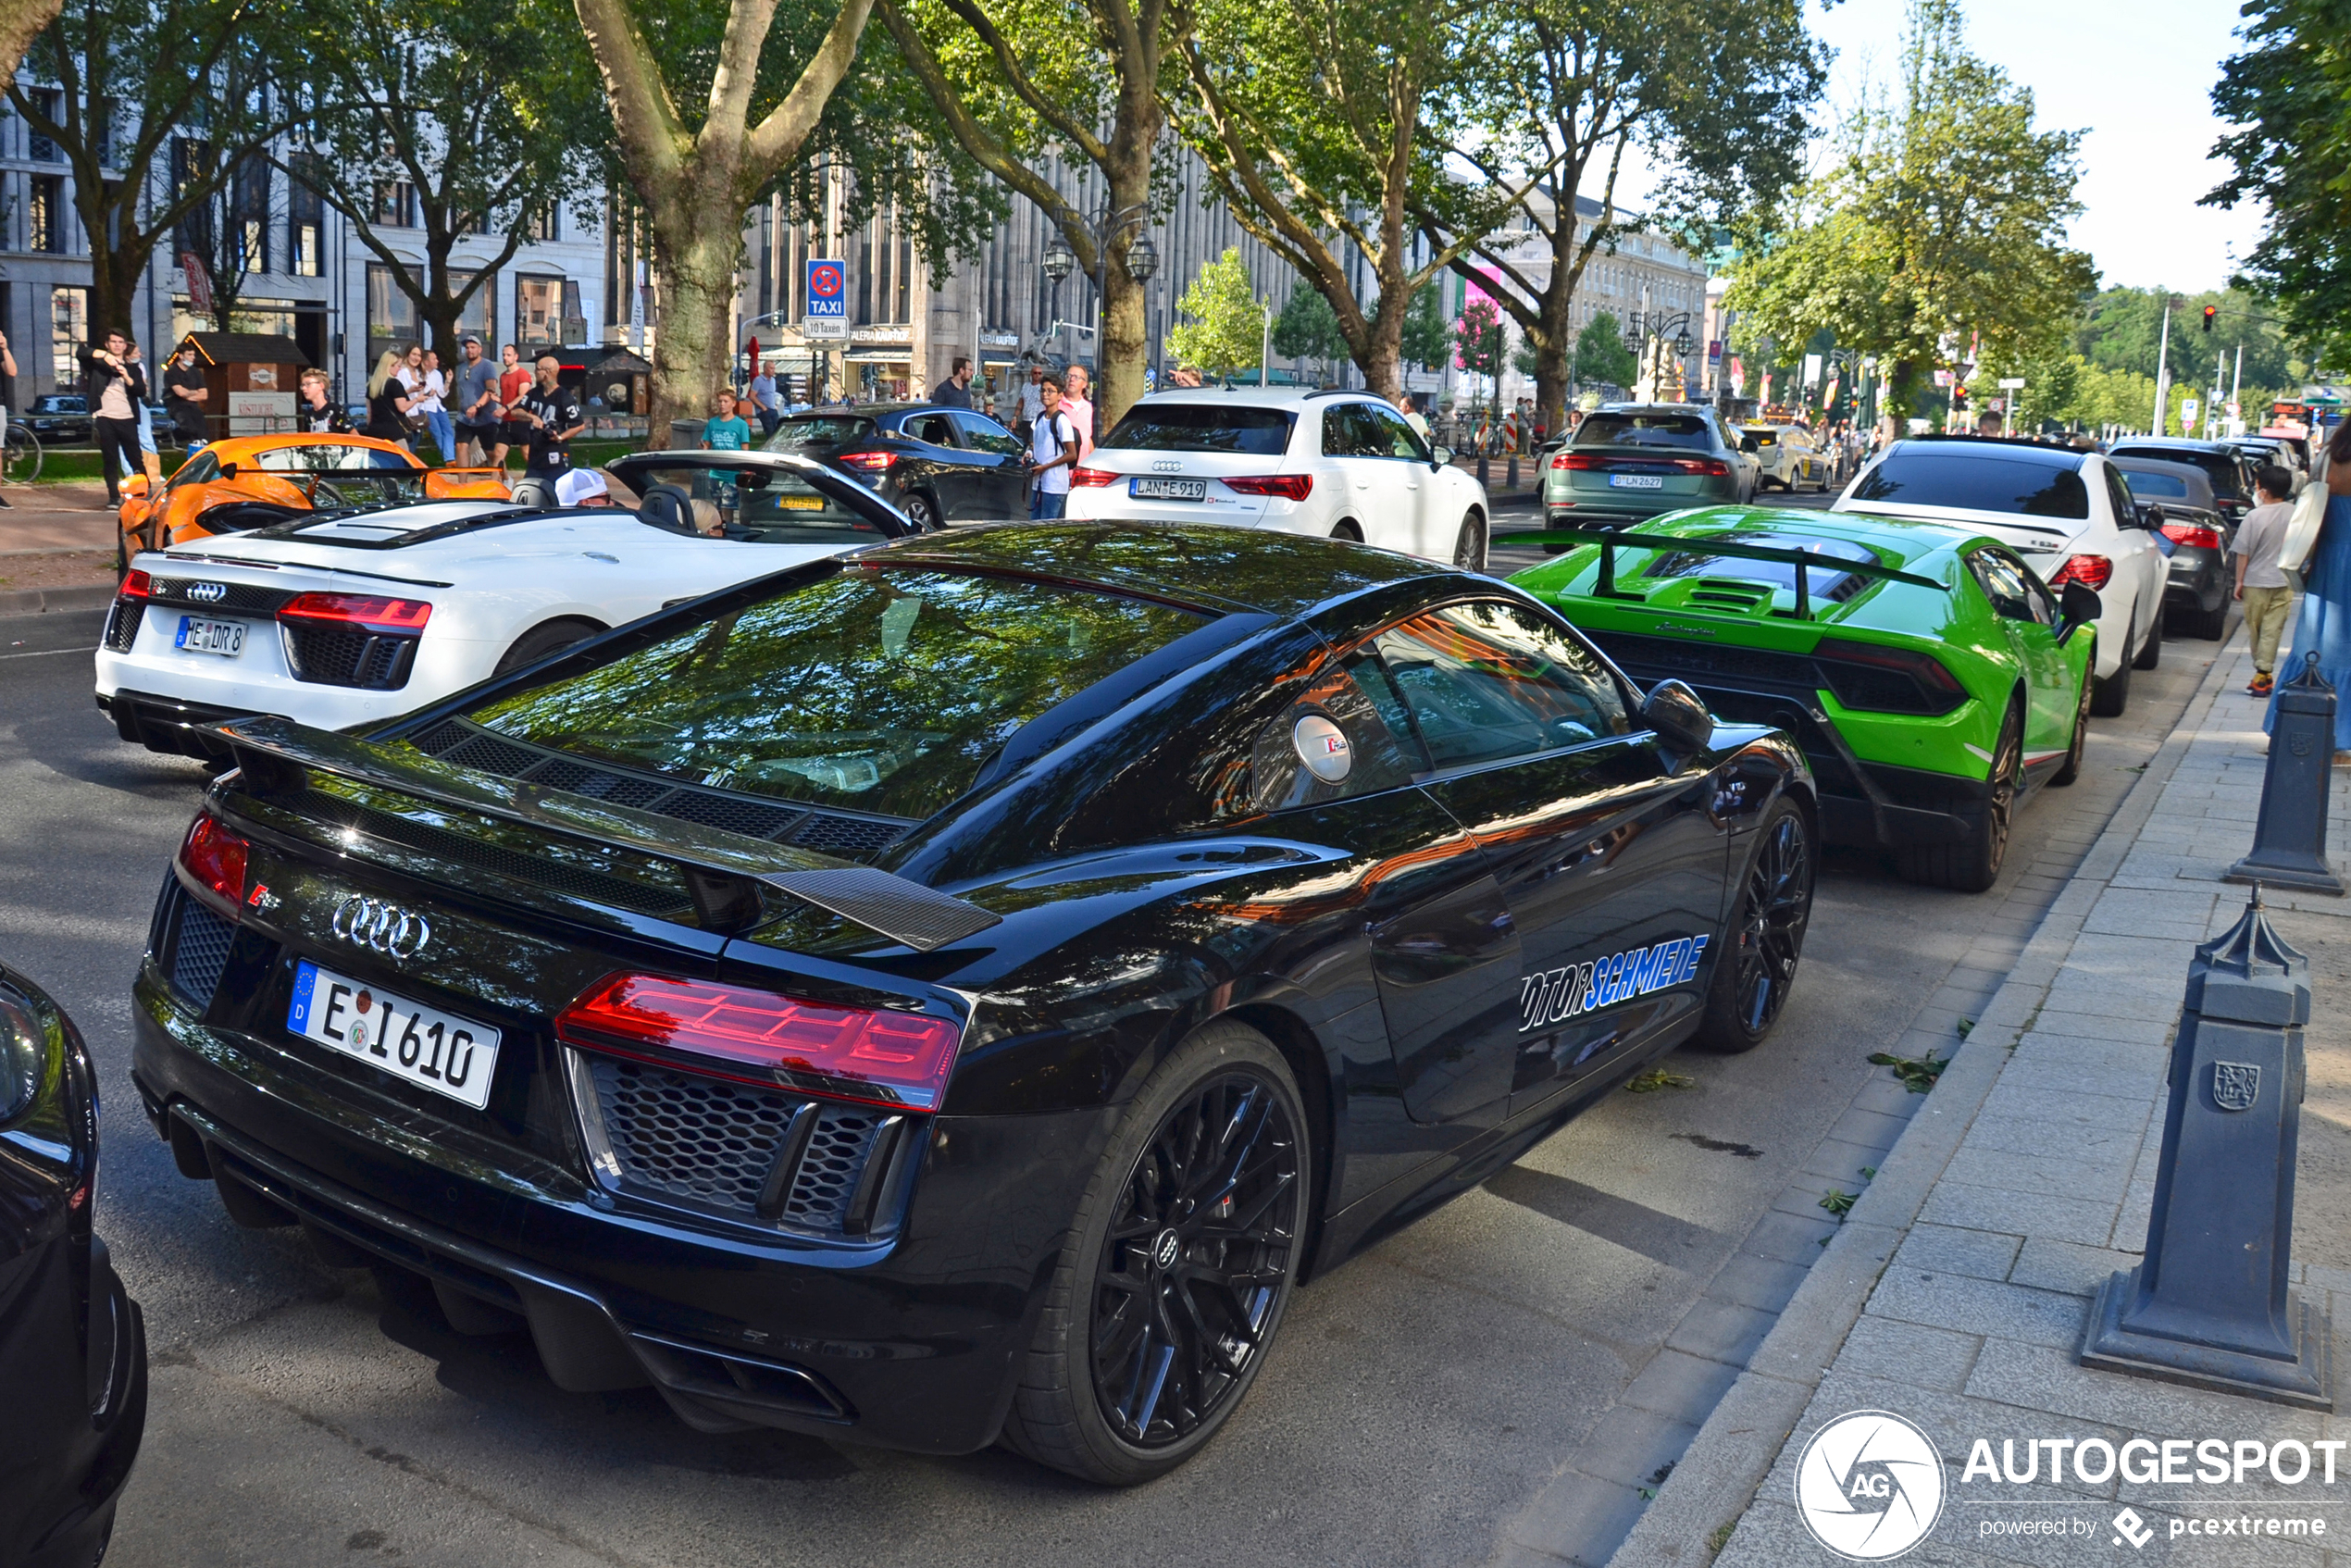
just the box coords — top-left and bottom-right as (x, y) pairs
(929, 356), (974, 408)
(295, 369), (352, 434)
(512, 355), (585, 473)
(162, 345), (209, 446)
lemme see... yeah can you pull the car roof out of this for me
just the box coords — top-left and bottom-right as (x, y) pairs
(1885, 435), (2084, 468)
(1127, 387), (1390, 411)
(2109, 437), (2238, 454)
(864, 521), (1454, 617)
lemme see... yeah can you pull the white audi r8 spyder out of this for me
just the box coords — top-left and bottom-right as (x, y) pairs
(95, 451), (925, 761)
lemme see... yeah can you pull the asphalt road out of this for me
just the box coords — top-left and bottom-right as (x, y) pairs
(0, 572), (2223, 1568)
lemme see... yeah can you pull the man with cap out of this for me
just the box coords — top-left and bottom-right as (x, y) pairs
(454, 336), (501, 465)
(511, 355), (586, 474)
(554, 468), (612, 507)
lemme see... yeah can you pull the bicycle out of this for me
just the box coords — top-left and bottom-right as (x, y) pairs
(0, 406), (43, 486)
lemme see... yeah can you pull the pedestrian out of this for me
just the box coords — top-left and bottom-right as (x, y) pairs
(1027, 375), (1081, 519)
(1017, 361), (1046, 440)
(412, 347), (455, 464)
(81, 329), (146, 509)
(930, 355), (975, 409)
(1400, 392), (1431, 442)
(2237, 464), (2299, 695)
(492, 344), (531, 469)
(701, 389), (752, 453)
(129, 340), (163, 486)
(1061, 364), (1096, 457)
(366, 350), (418, 444)
(453, 336), (499, 465)
(162, 342), (208, 448)
(747, 364), (781, 435)
(1973, 408), (2002, 439)
(295, 368), (352, 434)
(2269, 422), (2351, 764)
(512, 355), (584, 474)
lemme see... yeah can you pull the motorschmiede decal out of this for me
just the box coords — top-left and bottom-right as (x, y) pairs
(1787, 1406), (2345, 1562)
(1518, 934), (1708, 1032)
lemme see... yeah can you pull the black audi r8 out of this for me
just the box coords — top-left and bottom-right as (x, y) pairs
(129, 524), (1815, 1485)
(1, 963), (148, 1564)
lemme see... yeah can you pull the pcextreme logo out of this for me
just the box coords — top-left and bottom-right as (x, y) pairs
(1794, 1410), (1947, 1561)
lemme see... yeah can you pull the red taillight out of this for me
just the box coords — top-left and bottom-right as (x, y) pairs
(177, 815), (249, 914)
(2046, 554), (2114, 591)
(1550, 452), (1603, 470)
(2161, 522), (2224, 551)
(837, 450), (895, 472)
(118, 569), (151, 600)
(1070, 466), (1119, 487)
(556, 973), (963, 1110)
(277, 592), (432, 632)
(1223, 474), (1313, 501)
(1672, 457), (1730, 477)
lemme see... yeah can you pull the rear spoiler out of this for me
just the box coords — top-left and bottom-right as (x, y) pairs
(1493, 527), (1949, 621)
(212, 717), (1002, 952)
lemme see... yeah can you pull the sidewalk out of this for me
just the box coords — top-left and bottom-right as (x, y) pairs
(1612, 629), (2351, 1567)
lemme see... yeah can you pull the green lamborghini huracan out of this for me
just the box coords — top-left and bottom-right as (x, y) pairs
(1506, 506), (2102, 892)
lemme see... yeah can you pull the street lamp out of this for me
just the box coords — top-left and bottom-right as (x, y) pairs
(1042, 238), (1075, 286)
(1123, 233), (1158, 285)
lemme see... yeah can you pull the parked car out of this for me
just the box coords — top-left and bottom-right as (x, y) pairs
(1546, 404), (1757, 529)
(763, 403), (1030, 527)
(1832, 434), (2168, 716)
(1510, 506), (2097, 890)
(132, 521), (1813, 1485)
(2110, 455), (2233, 641)
(2106, 437), (2257, 526)
(1744, 424), (1833, 492)
(95, 450), (926, 762)
(0, 960), (148, 1564)
(1065, 387), (1492, 569)
(22, 392), (91, 445)
(2230, 435), (2304, 481)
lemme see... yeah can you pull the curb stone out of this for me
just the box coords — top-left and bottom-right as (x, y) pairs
(0, 583), (115, 616)
(1601, 629), (2245, 1568)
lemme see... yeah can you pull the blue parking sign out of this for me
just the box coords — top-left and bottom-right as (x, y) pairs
(806, 258), (846, 319)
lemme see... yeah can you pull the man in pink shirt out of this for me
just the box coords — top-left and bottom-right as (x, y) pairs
(1061, 364), (1098, 460)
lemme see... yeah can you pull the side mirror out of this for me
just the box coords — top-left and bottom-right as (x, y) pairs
(1431, 444), (1453, 467)
(2136, 503), (2166, 530)
(2059, 581), (2103, 642)
(1641, 678), (1714, 754)
(216, 461), (239, 479)
(120, 474), (149, 499)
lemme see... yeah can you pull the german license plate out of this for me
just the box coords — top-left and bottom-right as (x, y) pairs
(1131, 477), (1207, 500)
(287, 959), (501, 1110)
(1608, 474), (1665, 490)
(175, 616), (247, 656)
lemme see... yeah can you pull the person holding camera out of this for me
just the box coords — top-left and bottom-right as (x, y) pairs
(81, 330), (146, 508)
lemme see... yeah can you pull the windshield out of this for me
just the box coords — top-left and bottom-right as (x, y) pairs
(1574, 414), (1711, 450)
(1639, 533), (1882, 602)
(2120, 470), (2193, 499)
(254, 444), (417, 472)
(764, 415), (874, 450)
(466, 567), (1209, 817)
(625, 460), (893, 544)
(31, 396), (79, 414)
(1849, 450), (2089, 519)
(1101, 404), (1294, 456)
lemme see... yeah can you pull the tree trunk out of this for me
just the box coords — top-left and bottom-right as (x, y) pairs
(1533, 330), (1569, 439)
(647, 214), (743, 436)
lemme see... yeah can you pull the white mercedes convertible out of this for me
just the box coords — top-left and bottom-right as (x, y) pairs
(95, 452), (929, 762)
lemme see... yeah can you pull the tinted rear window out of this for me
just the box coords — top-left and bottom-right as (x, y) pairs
(1574, 414), (1711, 450)
(2110, 447), (2244, 496)
(1851, 451), (2089, 519)
(1103, 404), (1294, 456)
(765, 416), (874, 449)
(467, 568), (1207, 819)
(2119, 470), (2192, 499)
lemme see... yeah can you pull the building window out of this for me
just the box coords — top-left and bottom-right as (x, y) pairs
(526, 205), (558, 243)
(49, 284), (85, 387)
(373, 180), (415, 228)
(28, 176), (62, 254)
(367, 263), (418, 370)
(27, 90), (58, 163)
(516, 274), (562, 346)
(287, 154), (323, 277)
(450, 268), (493, 342)
(233, 155), (270, 274)
(171, 138), (212, 259)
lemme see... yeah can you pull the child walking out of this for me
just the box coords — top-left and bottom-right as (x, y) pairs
(2235, 463), (2297, 696)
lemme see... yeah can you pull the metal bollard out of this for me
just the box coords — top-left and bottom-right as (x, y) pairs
(2229, 651), (2345, 895)
(1506, 452), (1519, 490)
(2078, 886), (2334, 1409)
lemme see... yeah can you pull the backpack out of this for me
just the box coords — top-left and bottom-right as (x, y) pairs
(2281, 474), (2329, 575)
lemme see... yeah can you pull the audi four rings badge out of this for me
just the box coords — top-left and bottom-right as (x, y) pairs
(188, 581), (228, 603)
(331, 895), (431, 959)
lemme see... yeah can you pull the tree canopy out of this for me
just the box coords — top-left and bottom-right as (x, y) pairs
(1166, 246), (1264, 380)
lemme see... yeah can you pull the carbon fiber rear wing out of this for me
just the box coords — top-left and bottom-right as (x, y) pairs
(1492, 527), (1950, 621)
(212, 717), (1002, 952)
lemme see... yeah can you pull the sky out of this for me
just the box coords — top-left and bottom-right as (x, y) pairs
(1808, 0), (2253, 294)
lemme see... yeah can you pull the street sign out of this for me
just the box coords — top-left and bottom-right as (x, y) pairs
(805, 258), (847, 322)
(1998, 377), (2025, 390)
(2183, 397), (2201, 429)
(802, 317), (847, 341)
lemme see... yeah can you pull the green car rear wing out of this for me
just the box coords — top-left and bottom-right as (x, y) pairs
(1493, 527), (1951, 622)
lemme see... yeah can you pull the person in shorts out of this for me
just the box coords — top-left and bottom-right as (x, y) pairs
(454, 336), (501, 464)
(492, 344), (532, 468)
(2236, 463), (2298, 695)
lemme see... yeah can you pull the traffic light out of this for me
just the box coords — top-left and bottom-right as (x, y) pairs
(1952, 383), (1969, 407)
(2203, 305), (2218, 332)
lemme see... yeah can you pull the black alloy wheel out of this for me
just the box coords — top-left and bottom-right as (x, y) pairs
(2050, 660), (2094, 787)
(1900, 700), (2021, 893)
(1453, 508), (1488, 573)
(1000, 1021), (1308, 1484)
(1695, 801), (1814, 1052)
(902, 491), (940, 531)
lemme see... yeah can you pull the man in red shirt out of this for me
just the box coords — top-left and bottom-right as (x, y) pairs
(491, 343), (533, 469)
